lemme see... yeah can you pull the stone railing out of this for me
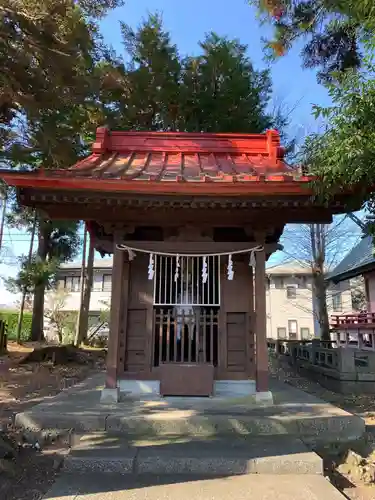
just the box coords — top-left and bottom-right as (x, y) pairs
(268, 338), (375, 394)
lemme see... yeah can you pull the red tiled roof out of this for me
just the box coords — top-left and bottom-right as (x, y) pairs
(72, 128), (296, 182)
(1, 128), (313, 196)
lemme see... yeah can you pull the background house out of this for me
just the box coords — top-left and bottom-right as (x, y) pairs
(266, 262), (353, 340)
(57, 259), (113, 312)
(329, 235), (374, 312)
(53, 258), (354, 341)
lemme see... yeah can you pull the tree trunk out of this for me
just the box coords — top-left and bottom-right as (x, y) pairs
(77, 237), (94, 346)
(309, 223), (330, 341)
(313, 272), (330, 341)
(16, 213), (37, 343)
(30, 223), (48, 342)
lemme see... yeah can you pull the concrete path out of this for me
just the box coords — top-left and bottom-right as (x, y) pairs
(43, 473), (346, 499)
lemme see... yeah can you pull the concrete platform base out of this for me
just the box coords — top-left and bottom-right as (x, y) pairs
(14, 374), (365, 446)
(255, 391), (273, 404)
(117, 380), (160, 395)
(213, 380), (256, 397)
(42, 473), (347, 500)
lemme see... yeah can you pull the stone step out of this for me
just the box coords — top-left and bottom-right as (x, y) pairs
(63, 434), (323, 476)
(103, 409), (364, 446)
(16, 405), (365, 446)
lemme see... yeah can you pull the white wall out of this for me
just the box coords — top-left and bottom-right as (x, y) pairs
(53, 269), (112, 312)
(266, 274), (353, 339)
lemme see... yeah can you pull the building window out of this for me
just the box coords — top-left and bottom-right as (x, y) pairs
(265, 277), (270, 290)
(102, 274), (112, 291)
(300, 327), (311, 340)
(275, 278), (284, 289)
(286, 285), (297, 299)
(332, 292), (343, 312)
(65, 276), (80, 292)
(277, 327), (287, 339)
(298, 276), (307, 288)
(288, 320), (298, 340)
(93, 274), (102, 291)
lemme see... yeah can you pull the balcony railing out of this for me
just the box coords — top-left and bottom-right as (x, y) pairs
(331, 312), (375, 329)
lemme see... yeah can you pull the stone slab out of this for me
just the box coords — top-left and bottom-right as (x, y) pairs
(64, 441), (137, 473)
(42, 473), (347, 500)
(64, 434), (322, 475)
(15, 410), (108, 432)
(104, 411), (364, 444)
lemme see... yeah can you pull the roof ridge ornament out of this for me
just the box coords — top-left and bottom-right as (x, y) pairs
(92, 126), (110, 153)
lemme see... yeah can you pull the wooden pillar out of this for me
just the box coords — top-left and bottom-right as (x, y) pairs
(105, 239), (125, 389)
(255, 247), (268, 392)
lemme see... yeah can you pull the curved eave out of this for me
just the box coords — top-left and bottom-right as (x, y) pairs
(1, 173), (314, 197)
(328, 262), (375, 284)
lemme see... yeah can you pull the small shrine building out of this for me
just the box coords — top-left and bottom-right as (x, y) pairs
(1, 128), (351, 403)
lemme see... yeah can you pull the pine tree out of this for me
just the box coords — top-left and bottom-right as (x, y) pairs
(250, 0), (375, 83)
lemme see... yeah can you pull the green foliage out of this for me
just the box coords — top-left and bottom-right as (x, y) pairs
(5, 255), (60, 295)
(106, 14), (284, 135)
(45, 290), (77, 343)
(180, 32), (273, 133)
(301, 62), (375, 210)
(0, 310), (32, 341)
(5, 215), (81, 295)
(0, 0), (124, 149)
(250, 0), (375, 83)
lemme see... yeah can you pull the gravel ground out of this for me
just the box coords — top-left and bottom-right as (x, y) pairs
(0, 343), (105, 500)
(270, 355), (375, 500)
(1, 348), (374, 500)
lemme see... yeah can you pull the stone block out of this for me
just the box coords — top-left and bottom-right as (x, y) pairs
(135, 438), (322, 475)
(338, 349), (356, 373)
(15, 411), (107, 433)
(100, 388), (120, 404)
(255, 391), (273, 404)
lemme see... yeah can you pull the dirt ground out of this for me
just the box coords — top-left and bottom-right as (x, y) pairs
(0, 342), (106, 500)
(270, 356), (375, 500)
(1, 346), (375, 500)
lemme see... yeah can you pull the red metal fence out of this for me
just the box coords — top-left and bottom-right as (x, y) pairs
(331, 312), (375, 329)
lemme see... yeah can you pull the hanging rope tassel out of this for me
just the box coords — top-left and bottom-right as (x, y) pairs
(174, 254), (180, 282)
(148, 253), (154, 280)
(202, 256), (208, 284)
(249, 250), (256, 269)
(227, 254), (234, 280)
(128, 249), (136, 261)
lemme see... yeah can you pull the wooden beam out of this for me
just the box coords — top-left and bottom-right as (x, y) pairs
(105, 234), (125, 389)
(29, 204), (334, 225)
(117, 241), (281, 255)
(254, 246), (268, 393)
(117, 259), (130, 376)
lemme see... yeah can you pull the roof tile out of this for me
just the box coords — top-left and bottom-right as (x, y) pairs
(64, 129), (304, 184)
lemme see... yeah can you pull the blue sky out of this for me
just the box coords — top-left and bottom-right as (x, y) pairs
(0, 0), (345, 305)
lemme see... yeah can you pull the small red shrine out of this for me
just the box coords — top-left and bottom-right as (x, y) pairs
(1, 128), (351, 402)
